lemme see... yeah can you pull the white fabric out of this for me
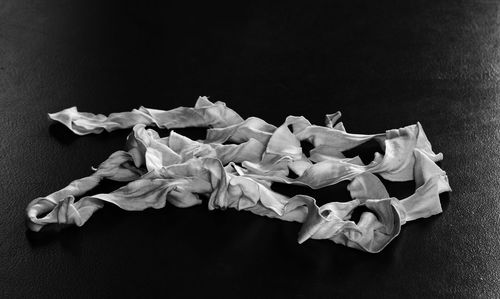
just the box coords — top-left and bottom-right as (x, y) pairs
(26, 97), (451, 253)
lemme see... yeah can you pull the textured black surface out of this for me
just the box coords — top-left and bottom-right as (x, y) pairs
(1, 0), (500, 298)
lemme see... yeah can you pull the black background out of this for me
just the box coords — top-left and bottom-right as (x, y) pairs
(1, 0), (499, 298)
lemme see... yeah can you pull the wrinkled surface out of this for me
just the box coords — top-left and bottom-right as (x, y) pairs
(27, 98), (451, 253)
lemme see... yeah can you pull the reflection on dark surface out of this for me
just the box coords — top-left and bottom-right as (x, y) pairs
(26, 225), (83, 254)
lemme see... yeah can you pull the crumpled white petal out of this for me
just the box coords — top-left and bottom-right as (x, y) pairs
(26, 150), (144, 231)
(27, 98), (451, 253)
(49, 97), (243, 136)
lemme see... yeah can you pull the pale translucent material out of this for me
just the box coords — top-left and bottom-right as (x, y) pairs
(26, 97), (451, 253)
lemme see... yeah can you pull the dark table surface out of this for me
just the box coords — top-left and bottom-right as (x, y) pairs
(1, 0), (499, 298)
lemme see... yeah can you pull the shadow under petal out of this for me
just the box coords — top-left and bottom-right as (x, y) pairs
(48, 122), (79, 145)
(439, 191), (451, 212)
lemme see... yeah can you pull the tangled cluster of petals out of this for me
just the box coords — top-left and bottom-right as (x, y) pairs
(26, 97), (451, 253)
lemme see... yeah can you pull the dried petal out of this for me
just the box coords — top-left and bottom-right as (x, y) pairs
(28, 98), (451, 254)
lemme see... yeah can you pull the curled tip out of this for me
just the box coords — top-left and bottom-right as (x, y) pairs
(26, 198), (57, 232)
(297, 230), (314, 244)
(297, 236), (307, 244)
